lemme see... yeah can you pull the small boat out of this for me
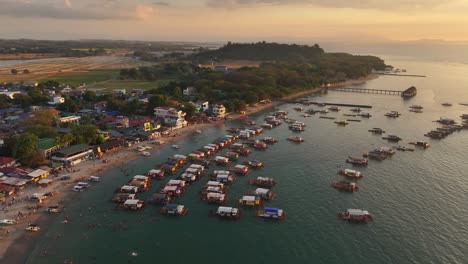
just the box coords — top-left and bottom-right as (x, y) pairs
(358, 113), (372, 118)
(350, 108), (361, 112)
(334, 120), (349, 125)
(287, 136), (304, 143)
(112, 193), (136, 203)
(214, 156), (230, 165)
(211, 170), (236, 183)
(231, 164), (249, 175)
(293, 107), (303, 111)
(261, 137), (278, 144)
(409, 105), (423, 109)
(146, 169), (165, 179)
(302, 114), (311, 117)
(142, 151), (151, 157)
(47, 205), (62, 213)
(88, 176), (100, 182)
(319, 110), (329, 114)
(147, 193), (173, 205)
(346, 156), (368, 166)
(72, 185), (86, 192)
(435, 118), (456, 125)
(119, 199), (145, 211)
(385, 111), (401, 118)
(160, 204), (187, 216)
(328, 106), (340, 112)
(238, 195), (262, 207)
(227, 127), (240, 133)
(256, 207), (286, 220)
(395, 146), (414, 152)
(338, 209), (373, 223)
(253, 141), (268, 150)
(26, 224), (41, 232)
(409, 141), (430, 149)
(248, 176), (276, 187)
(338, 169), (363, 179)
(171, 145), (180, 150)
(368, 128), (385, 134)
(253, 188), (275, 200)
(261, 123), (273, 129)
(331, 181), (359, 192)
(196, 130), (202, 134)
(382, 135), (402, 142)
(153, 140), (165, 145)
(409, 109), (423, 113)
(202, 193), (227, 204)
(242, 159), (264, 169)
(212, 206), (241, 220)
(225, 151), (240, 161)
(0, 219), (17, 225)
(161, 185), (184, 196)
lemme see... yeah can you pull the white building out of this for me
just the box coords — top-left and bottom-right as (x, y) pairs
(0, 91), (21, 99)
(154, 107), (187, 129)
(48, 96), (65, 105)
(183, 87), (197, 96)
(192, 101), (209, 113)
(213, 104), (226, 118)
(59, 116), (81, 125)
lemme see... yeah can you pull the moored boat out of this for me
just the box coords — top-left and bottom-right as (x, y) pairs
(261, 137), (278, 144)
(238, 195), (262, 207)
(395, 146), (414, 151)
(253, 188), (275, 200)
(211, 170), (236, 183)
(346, 157), (368, 166)
(368, 128), (385, 134)
(338, 168), (364, 179)
(385, 111), (401, 118)
(26, 224), (40, 232)
(0, 219), (18, 225)
(409, 105), (423, 109)
(118, 199), (144, 211)
(253, 141), (268, 150)
(338, 209), (373, 223)
(112, 193), (136, 203)
(248, 177), (276, 187)
(212, 206), (241, 220)
(332, 181), (359, 192)
(147, 193), (173, 205)
(256, 207), (286, 220)
(409, 141), (430, 149)
(350, 108), (361, 112)
(287, 136), (304, 143)
(242, 159), (264, 169)
(214, 156), (230, 165)
(334, 120), (349, 125)
(202, 192), (227, 204)
(231, 164), (249, 175)
(160, 204), (187, 216)
(382, 135), (402, 142)
(441, 103), (452, 107)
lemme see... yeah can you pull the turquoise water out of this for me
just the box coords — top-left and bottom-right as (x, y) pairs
(27, 57), (468, 264)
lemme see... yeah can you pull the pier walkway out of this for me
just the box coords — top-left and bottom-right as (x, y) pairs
(330, 87), (403, 96)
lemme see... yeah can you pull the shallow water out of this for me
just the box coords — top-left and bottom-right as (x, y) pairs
(27, 56), (468, 264)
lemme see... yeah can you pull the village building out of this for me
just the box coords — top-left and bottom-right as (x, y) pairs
(51, 144), (94, 166)
(213, 104), (227, 118)
(48, 96), (65, 105)
(192, 101), (209, 113)
(26, 169), (49, 182)
(0, 91), (21, 99)
(59, 115), (81, 125)
(183, 86), (197, 96)
(154, 107), (187, 129)
(38, 138), (62, 158)
(0, 157), (17, 168)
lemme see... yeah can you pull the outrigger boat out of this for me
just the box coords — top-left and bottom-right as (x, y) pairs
(201, 193), (227, 204)
(409, 141), (430, 149)
(368, 128), (385, 134)
(441, 103), (452, 107)
(256, 207), (286, 220)
(112, 193), (136, 203)
(211, 170), (236, 183)
(0, 219), (17, 225)
(88, 176), (101, 182)
(238, 195), (262, 207)
(358, 113), (372, 118)
(338, 209), (373, 223)
(26, 224), (40, 232)
(253, 188), (275, 200)
(409, 105), (423, 109)
(231, 164), (249, 175)
(350, 108), (362, 112)
(394, 146), (414, 151)
(211, 206), (241, 220)
(261, 137), (278, 144)
(227, 127), (240, 133)
(214, 156), (230, 165)
(160, 204), (187, 216)
(253, 141), (268, 150)
(346, 157), (368, 166)
(335, 120), (349, 125)
(332, 181), (359, 192)
(287, 136), (304, 143)
(338, 168), (363, 179)
(118, 199), (144, 211)
(328, 106), (340, 112)
(242, 159), (264, 169)
(385, 111), (401, 118)
(382, 135), (402, 142)
(248, 177), (276, 187)
(161, 185), (184, 197)
(47, 205), (62, 213)
(147, 193), (173, 205)
(146, 169), (165, 179)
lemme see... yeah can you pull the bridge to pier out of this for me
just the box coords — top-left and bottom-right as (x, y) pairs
(329, 87), (403, 96)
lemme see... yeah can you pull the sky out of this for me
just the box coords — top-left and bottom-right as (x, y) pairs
(1, 0), (468, 43)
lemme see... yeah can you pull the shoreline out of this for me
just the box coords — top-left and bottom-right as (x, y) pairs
(0, 74), (378, 262)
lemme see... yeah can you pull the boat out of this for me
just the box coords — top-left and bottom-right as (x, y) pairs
(26, 224), (41, 232)
(256, 207), (286, 220)
(238, 195), (262, 207)
(214, 156), (230, 165)
(358, 113), (372, 118)
(409, 105), (423, 109)
(331, 181), (359, 192)
(364, 151), (387, 161)
(231, 164), (249, 175)
(261, 123), (273, 129)
(196, 130), (202, 134)
(319, 110), (329, 114)
(442, 103), (452, 107)
(171, 145), (180, 150)
(290, 125), (305, 132)
(227, 127), (240, 133)
(242, 159), (264, 169)
(395, 146), (414, 151)
(338, 169), (364, 179)
(319, 116), (336, 120)
(328, 106), (340, 112)
(146, 169), (165, 179)
(147, 193), (173, 205)
(385, 111), (401, 118)
(409, 109), (423, 113)
(334, 120), (349, 125)
(161, 185), (184, 196)
(401, 86), (417, 98)
(153, 140), (165, 145)
(112, 193), (136, 203)
(460, 114), (468, 120)
(165, 179), (186, 188)
(350, 108), (361, 112)
(436, 118), (456, 125)
(293, 106), (303, 111)
(253, 188), (275, 200)
(118, 199), (144, 211)
(382, 135), (402, 142)
(368, 128), (385, 134)
(302, 114), (311, 118)
(248, 176), (276, 187)
(211, 170), (236, 183)
(261, 137), (278, 144)
(346, 157), (368, 166)
(212, 206), (241, 220)
(287, 136), (304, 143)
(160, 204), (187, 216)
(253, 141), (268, 150)
(142, 151), (151, 157)
(409, 141), (430, 149)
(338, 209), (373, 223)
(202, 193), (227, 204)
(47, 205), (62, 213)
(0, 219), (17, 225)
(88, 176), (100, 182)
(72, 185), (86, 192)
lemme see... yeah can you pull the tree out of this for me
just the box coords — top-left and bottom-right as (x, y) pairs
(10, 69), (18, 75)
(180, 103), (196, 118)
(12, 93), (33, 108)
(72, 125), (99, 145)
(23, 69), (30, 74)
(0, 94), (12, 109)
(83, 90), (97, 102)
(11, 133), (38, 165)
(56, 133), (75, 147)
(57, 96), (79, 112)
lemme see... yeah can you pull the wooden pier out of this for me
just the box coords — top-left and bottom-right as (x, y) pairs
(330, 87), (403, 96)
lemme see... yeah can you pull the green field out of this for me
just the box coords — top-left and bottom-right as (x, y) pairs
(86, 79), (173, 91)
(39, 70), (120, 86)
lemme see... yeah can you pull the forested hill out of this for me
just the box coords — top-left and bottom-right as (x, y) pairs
(190, 42), (388, 73)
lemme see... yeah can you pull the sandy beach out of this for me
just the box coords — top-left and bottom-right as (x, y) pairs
(0, 74), (378, 262)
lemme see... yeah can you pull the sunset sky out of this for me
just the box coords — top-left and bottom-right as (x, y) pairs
(1, 0), (468, 42)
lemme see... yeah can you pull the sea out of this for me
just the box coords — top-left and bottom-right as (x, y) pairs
(24, 55), (468, 264)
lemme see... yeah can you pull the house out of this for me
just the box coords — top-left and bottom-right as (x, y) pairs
(97, 139), (126, 154)
(51, 144), (94, 166)
(0, 91), (21, 99)
(0, 157), (16, 169)
(26, 169), (49, 182)
(113, 89), (126, 95)
(214, 65), (228, 72)
(38, 138), (62, 158)
(183, 86), (197, 96)
(48, 96), (65, 105)
(213, 104), (227, 118)
(154, 107), (187, 129)
(59, 115), (81, 125)
(192, 101), (209, 113)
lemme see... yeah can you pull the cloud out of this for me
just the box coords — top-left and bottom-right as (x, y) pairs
(0, 0), (156, 20)
(206, 0), (455, 10)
